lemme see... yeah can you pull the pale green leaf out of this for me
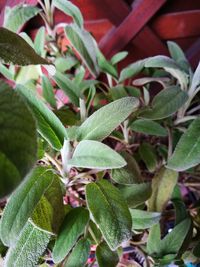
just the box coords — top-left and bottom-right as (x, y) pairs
(119, 59), (145, 82)
(96, 241), (119, 267)
(110, 85), (128, 100)
(68, 140), (126, 169)
(131, 119), (167, 136)
(140, 86), (188, 120)
(34, 26), (45, 56)
(111, 51), (128, 65)
(139, 143), (157, 172)
(53, 71), (80, 106)
(77, 97), (139, 141)
(53, 0), (83, 28)
(64, 238), (90, 267)
(167, 117), (200, 171)
(86, 179), (132, 250)
(130, 209), (161, 230)
(96, 49), (118, 78)
(111, 152), (141, 184)
(0, 81), (37, 197)
(119, 182), (152, 208)
(5, 221), (51, 267)
(4, 5), (40, 33)
(148, 167), (178, 212)
(52, 207), (89, 263)
(0, 27), (49, 66)
(65, 24), (99, 77)
(17, 85), (67, 150)
(0, 167), (54, 246)
(42, 76), (56, 108)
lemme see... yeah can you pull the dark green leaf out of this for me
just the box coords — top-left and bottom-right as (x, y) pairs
(64, 238), (90, 267)
(130, 209), (161, 230)
(77, 97), (139, 141)
(167, 117), (200, 171)
(111, 151), (141, 184)
(53, 71), (80, 106)
(5, 221), (50, 267)
(148, 167), (178, 212)
(140, 86), (188, 120)
(119, 182), (152, 208)
(0, 27), (49, 66)
(131, 119), (167, 136)
(96, 241), (119, 267)
(17, 85), (67, 150)
(86, 179), (132, 250)
(53, 0), (83, 28)
(139, 143), (157, 172)
(68, 140), (126, 169)
(52, 207), (89, 263)
(110, 85), (128, 100)
(4, 5), (41, 33)
(0, 167), (54, 246)
(0, 81), (37, 197)
(65, 24), (99, 77)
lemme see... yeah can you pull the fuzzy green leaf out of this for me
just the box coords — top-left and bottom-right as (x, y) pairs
(0, 81), (37, 197)
(139, 143), (157, 172)
(42, 76), (56, 108)
(68, 140), (126, 169)
(4, 5), (41, 33)
(52, 207), (89, 263)
(148, 167), (178, 212)
(86, 179), (132, 250)
(96, 241), (119, 267)
(65, 24), (99, 77)
(119, 59), (145, 82)
(0, 167), (54, 246)
(63, 238), (90, 267)
(140, 86), (188, 120)
(111, 51), (128, 65)
(130, 209), (161, 230)
(5, 221), (51, 267)
(167, 117), (200, 171)
(17, 85), (67, 150)
(53, 0), (83, 28)
(131, 119), (167, 136)
(111, 152), (141, 184)
(77, 97), (139, 141)
(0, 27), (49, 66)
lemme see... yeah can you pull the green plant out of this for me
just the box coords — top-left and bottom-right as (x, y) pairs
(1, 1), (200, 266)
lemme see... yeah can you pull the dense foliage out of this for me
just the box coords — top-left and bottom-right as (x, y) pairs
(0, 1), (200, 266)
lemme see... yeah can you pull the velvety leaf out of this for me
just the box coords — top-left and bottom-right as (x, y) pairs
(31, 176), (65, 234)
(148, 167), (178, 212)
(96, 49), (118, 78)
(111, 51), (128, 65)
(119, 59), (145, 82)
(0, 167), (54, 246)
(0, 81), (37, 197)
(17, 85), (67, 150)
(0, 27), (49, 66)
(4, 5), (41, 33)
(34, 26), (45, 56)
(130, 209), (161, 230)
(53, 0), (83, 28)
(147, 223), (161, 255)
(55, 56), (78, 72)
(167, 117), (200, 171)
(96, 241), (119, 267)
(77, 97), (139, 141)
(131, 119), (167, 136)
(111, 152), (141, 184)
(88, 221), (102, 244)
(110, 85), (128, 100)
(52, 207), (89, 263)
(139, 143), (157, 172)
(42, 76), (56, 108)
(86, 179), (132, 250)
(65, 24), (99, 77)
(68, 140), (126, 169)
(140, 86), (188, 120)
(5, 221), (51, 267)
(53, 71), (80, 106)
(64, 238), (90, 267)
(119, 183), (152, 208)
